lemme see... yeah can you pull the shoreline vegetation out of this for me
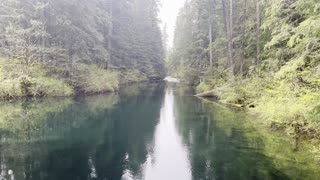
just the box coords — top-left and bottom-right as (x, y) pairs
(197, 95), (320, 164)
(0, 58), (158, 100)
(167, 0), (320, 142)
(185, 65), (320, 142)
(0, 0), (165, 100)
(190, 62), (320, 141)
(194, 81), (320, 142)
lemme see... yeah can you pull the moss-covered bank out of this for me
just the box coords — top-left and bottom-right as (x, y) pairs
(0, 58), (156, 100)
(166, 0), (320, 141)
(195, 71), (320, 141)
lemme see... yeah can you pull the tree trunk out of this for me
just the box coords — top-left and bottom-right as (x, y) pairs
(222, 0), (234, 74)
(209, 22), (213, 67)
(106, 0), (113, 69)
(240, 50), (245, 77)
(240, 0), (248, 77)
(221, 0), (229, 64)
(229, 0), (234, 75)
(256, 0), (260, 65)
(41, 0), (46, 64)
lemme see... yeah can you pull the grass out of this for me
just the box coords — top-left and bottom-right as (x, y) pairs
(0, 59), (74, 99)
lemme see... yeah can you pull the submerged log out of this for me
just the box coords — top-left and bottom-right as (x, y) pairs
(195, 90), (219, 99)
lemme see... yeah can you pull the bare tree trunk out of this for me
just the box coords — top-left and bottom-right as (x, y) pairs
(23, 34), (32, 76)
(209, 22), (213, 67)
(222, 0), (234, 74)
(221, 0), (229, 65)
(229, 0), (234, 75)
(256, 0), (260, 65)
(240, 0), (248, 77)
(221, 0), (228, 33)
(106, 0), (113, 69)
(240, 50), (245, 77)
(41, 0), (46, 65)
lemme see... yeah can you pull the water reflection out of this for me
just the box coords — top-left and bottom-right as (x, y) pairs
(0, 83), (319, 180)
(142, 89), (191, 180)
(174, 94), (320, 180)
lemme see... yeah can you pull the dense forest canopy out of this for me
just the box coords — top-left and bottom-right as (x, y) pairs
(169, 0), (319, 81)
(0, 0), (165, 98)
(167, 0), (320, 133)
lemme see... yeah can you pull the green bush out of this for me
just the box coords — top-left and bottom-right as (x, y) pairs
(119, 69), (148, 84)
(73, 64), (119, 94)
(196, 81), (212, 93)
(29, 76), (74, 97)
(0, 79), (23, 99)
(0, 58), (74, 99)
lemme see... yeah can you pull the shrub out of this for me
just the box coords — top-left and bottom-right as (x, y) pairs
(29, 76), (74, 97)
(119, 69), (148, 84)
(73, 64), (119, 94)
(0, 58), (73, 98)
(0, 79), (23, 99)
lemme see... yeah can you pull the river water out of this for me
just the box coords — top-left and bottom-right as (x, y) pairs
(0, 83), (319, 180)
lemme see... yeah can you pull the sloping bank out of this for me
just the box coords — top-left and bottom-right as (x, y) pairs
(194, 73), (320, 142)
(0, 59), (163, 100)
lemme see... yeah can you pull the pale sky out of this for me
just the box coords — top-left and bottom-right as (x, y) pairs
(159, 0), (186, 48)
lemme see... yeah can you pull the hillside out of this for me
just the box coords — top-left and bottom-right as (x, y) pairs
(167, 0), (320, 139)
(0, 0), (165, 99)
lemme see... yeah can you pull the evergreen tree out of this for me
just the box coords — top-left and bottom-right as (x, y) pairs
(0, 0), (166, 98)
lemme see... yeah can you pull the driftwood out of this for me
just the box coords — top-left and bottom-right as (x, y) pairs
(195, 90), (218, 98)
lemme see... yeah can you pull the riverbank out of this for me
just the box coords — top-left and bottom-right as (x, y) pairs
(195, 75), (320, 142)
(197, 95), (320, 167)
(165, 0), (320, 143)
(2, 83), (320, 179)
(0, 58), (160, 100)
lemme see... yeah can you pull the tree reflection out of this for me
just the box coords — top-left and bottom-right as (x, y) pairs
(94, 83), (165, 180)
(0, 83), (164, 180)
(0, 84), (318, 180)
(174, 93), (320, 180)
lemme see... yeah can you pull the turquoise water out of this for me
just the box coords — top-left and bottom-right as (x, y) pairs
(0, 83), (319, 180)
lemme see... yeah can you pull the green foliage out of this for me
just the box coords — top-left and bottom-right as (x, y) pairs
(73, 64), (119, 94)
(169, 63), (199, 85)
(196, 67), (233, 93)
(0, 58), (73, 99)
(28, 76), (74, 97)
(171, 0), (320, 136)
(0, 79), (23, 99)
(0, 0), (165, 100)
(119, 69), (148, 84)
(196, 81), (212, 93)
(168, 0), (262, 79)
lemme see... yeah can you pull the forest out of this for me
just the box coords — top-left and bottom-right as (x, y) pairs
(167, 0), (320, 138)
(0, 0), (320, 139)
(1, 0), (320, 179)
(0, 0), (165, 99)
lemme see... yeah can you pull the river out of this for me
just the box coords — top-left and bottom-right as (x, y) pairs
(0, 83), (319, 180)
